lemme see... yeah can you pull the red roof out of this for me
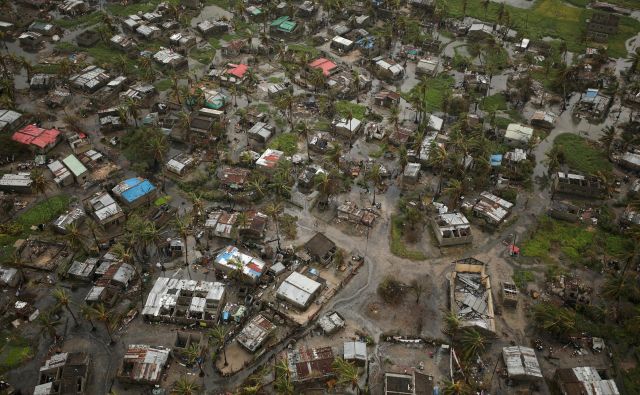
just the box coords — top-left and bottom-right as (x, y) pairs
(12, 125), (61, 149)
(227, 63), (248, 78)
(309, 58), (337, 76)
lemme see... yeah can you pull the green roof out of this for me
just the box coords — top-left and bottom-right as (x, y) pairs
(279, 20), (297, 33)
(249, 8), (262, 15)
(271, 16), (290, 27)
(62, 154), (88, 177)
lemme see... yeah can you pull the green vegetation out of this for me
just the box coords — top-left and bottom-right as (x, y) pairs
(154, 195), (172, 206)
(480, 93), (507, 112)
(512, 270), (535, 289)
(390, 216), (427, 261)
(445, 0), (640, 58)
(0, 333), (33, 372)
(335, 101), (367, 120)
(190, 48), (216, 65)
(554, 133), (612, 175)
(268, 133), (298, 155)
(405, 75), (455, 112)
(54, 12), (102, 29)
(107, 0), (180, 17)
(154, 79), (172, 92)
(54, 42), (79, 53)
(313, 119), (332, 132)
(522, 217), (632, 269)
(0, 195), (70, 263)
(17, 195), (71, 231)
(203, 0), (231, 7)
(86, 44), (142, 76)
(287, 44), (320, 58)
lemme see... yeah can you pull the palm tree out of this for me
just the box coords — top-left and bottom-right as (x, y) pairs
(174, 216), (192, 274)
(274, 358), (294, 395)
(443, 380), (472, 395)
(398, 145), (408, 170)
(333, 357), (361, 393)
(627, 49), (640, 75)
(276, 92), (295, 127)
(235, 212), (248, 243)
(599, 125), (616, 156)
(366, 164), (383, 205)
(545, 145), (564, 176)
(296, 121), (311, 162)
(248, 175), (267, 200)
(308, 68), (325, 92)
(533, 302), (576, 339)
(315, 171), (334, 207)
(443, 179), (463, 209)
(37, 309), (60, 340)
(389, 104), (400, 131)
(65, 223), (87, 254)
(266, 202), (283, 250)
(80, 303), (97, 331)
(443, 311), (461, 336)
(146, 132), (169, 189)
(53, 287), (78, 327)
(183, 343), (200, 367)
(30, 169), (51, 209)
(124, 97), (140, 127)
(325, 142), (343, 169)
(459, 328), (486, 361)
(351, 69), (361, 102)
(92, 303), (115, 344)
(209, 325), (228, 366)
(172, 376), (200, 395)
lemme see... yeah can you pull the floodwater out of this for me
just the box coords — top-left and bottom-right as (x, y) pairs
(190, 5), (233, 27)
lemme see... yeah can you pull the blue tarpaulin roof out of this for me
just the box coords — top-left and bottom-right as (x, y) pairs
(121, 178), (156, 203)
(490, 154), (503, 167)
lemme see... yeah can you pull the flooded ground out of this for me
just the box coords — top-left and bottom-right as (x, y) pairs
(190, 4), (233, 27)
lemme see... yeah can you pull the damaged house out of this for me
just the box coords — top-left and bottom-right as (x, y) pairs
(117, 345), (170, 386)
(471, 191), (514, 226)
(34, 352), (90, 395)
(236, 313), (276, 352)
(449, 258), (496, 336)
(142, 277), (226, 325)
(430, 212), (472, 247)
(552, 171), (607, 199)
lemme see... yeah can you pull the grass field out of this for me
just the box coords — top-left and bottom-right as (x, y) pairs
(54, 12), (102, 29)
(445, 0), (640, 58)
(268, 133), (299, 155)
(522, 217), (631, 268)
(0, 333), (32, 373)
(481, 93), (508, 112)
(335, 101), (367, 120)
(390, 216), (427, 261)
(554, 133), (612, 175)
(154, 79), (172, 92)
(404, 75), (455, 112)
(0, 195), (70, 263)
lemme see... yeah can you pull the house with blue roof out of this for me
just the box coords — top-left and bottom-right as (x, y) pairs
(112, 177), (158, 208)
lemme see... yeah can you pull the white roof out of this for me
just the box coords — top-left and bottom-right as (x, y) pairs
(334, 118), (361, 132)
(344, 341), (367, 360)
(428, 114), (443, 131)
(505, 123), (533, 143)
(332, 35), (353, 46)
(502, 346), (542, 380)
(89, 192), (123, 221)
(276, 271), (321, 307)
